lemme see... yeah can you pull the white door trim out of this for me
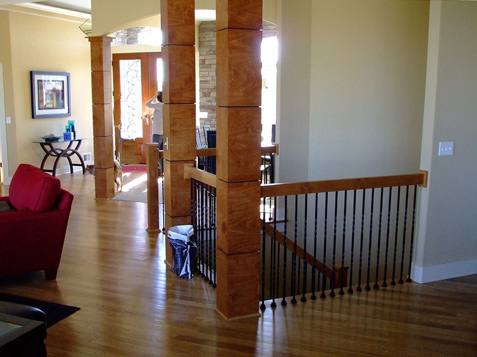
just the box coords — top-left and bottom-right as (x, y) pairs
(0, 63), (11, 185)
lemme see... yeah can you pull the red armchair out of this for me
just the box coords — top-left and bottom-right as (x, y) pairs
(0, 164), (74, 280)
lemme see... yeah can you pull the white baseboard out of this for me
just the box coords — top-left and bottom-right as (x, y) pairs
(1, 175), (12, 185)
(411, 259), (477, 283)
(56, 166), (85, 176)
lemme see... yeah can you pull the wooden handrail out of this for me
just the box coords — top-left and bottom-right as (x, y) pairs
(184, 166), (217, 188)
(196, 147), (216, 157)
(261, 144), (279, 155)
(195, 143), (279, 158)
(261, 172), (427, 198)
(262, 220), (347, 288)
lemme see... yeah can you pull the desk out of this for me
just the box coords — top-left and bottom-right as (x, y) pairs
(0, 313), (46, 356)
(33, 138), (86, 176)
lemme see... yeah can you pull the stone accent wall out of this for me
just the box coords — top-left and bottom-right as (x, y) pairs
(198, 22), (217, 145)
(198, 20), (277, 145)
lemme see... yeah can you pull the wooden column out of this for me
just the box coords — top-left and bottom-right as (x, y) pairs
(89, 36), (114, 199)
(161, 0), (196, 264)
(215, 0), (263, 319)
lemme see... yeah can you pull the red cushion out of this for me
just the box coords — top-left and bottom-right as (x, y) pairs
(9, 164), (61, 212)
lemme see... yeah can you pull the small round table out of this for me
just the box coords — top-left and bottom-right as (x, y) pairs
(33, 138), (86, 177)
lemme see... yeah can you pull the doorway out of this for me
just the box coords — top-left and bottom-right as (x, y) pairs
(112, 52), (162, 164)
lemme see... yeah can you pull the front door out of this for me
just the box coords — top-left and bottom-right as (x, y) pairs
(112, 52), (162, 164)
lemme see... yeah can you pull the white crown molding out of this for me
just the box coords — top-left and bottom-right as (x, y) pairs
(16, 3), (90, 20)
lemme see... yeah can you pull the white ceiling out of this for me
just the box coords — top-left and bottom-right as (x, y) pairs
(38, 0), (91, 13)
(0, 0), (90, 13)
(0, 1), (216, 21)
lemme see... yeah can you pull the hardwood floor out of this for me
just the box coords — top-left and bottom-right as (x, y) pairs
(1, 172), (476, 356)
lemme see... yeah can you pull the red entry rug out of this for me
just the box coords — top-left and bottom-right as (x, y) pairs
(121, 164), (147, 173)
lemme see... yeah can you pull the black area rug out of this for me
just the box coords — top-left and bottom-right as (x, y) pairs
(0, 292), (80, 328)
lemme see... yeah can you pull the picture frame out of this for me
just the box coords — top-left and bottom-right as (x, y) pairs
(31, 71), (71, 118)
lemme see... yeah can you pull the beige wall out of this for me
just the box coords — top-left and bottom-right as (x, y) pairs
(307, 0), (428, 180)
(414, 1), (477, 282)
(5, 11), (92, 175)
(0, 11), (18, 180)
(92, 0), (160, 36)
(276, 0), (312, 183)
(277, 0), (429, 184)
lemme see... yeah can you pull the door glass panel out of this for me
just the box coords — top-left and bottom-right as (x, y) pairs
(156, 58), (163, 91)
(119, 59), (143, 139)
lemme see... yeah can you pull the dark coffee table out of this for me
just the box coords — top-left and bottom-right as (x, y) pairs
(0, 313), (46, 356)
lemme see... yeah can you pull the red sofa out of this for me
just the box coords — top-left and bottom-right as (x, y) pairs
(0, 164), (74, 279)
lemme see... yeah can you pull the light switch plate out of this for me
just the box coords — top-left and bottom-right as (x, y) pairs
(438, 141), (453, 156)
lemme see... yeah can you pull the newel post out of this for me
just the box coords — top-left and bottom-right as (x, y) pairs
(215, 0), (263, 319)
(161, 0), (196, 264)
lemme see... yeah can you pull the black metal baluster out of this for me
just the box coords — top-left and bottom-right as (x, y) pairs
(201, 184), (206, 281)
(208, 185), (213, 284)
(260, 196), (267, 311)
(291, 195), (299, 304)
(330, 192), (338, 297)
(162, 175), (166, 232)
(281, 196), (288, 306)
(407, 185), (418, 283)
(191, 179), (198, 275)
(311, 193), (319, 300)
(212, 186), (217, 288)
(365, 188), (375, 291)
(273, 197), (280, 303)
(190, 178), (194, 225)
(270, 153), (275, 184)
(320, 192), (329, 299)
(297, 255), (302, 302)
(202, 183), (207, 281)
(301, 195), (308, 302)
(270, 199), (277, 308)
(357, 189), (366, 292)
(268, 163), (273, 221)
(348, 190), (357, 294)
(382, 187), (393, 288)
(317, 271), (322, 298)
(374, 188), (384, 290)
(202, 185), (210, 282)
(200, 182), (205, 277)
(340, 191), (347, 296)
(399, 186), (410, 284)
(391, 186), (401, 286)
(195, 183), (200, 277)
(197, 182), (203, 277)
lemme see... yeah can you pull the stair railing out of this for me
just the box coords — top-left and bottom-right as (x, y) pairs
(182, 149), (427, 313)
(259, 171), (427, 309)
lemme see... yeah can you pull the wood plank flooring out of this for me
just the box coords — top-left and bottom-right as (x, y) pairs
(1, 171), (476, 356)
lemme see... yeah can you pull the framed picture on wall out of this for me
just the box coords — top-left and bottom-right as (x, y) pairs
(30, 71), (71, 118)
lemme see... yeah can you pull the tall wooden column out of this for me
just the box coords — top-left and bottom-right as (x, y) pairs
(215, 0), (263, 319)
(89, 36), (115, 199)
(161, 0), (196, 264)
